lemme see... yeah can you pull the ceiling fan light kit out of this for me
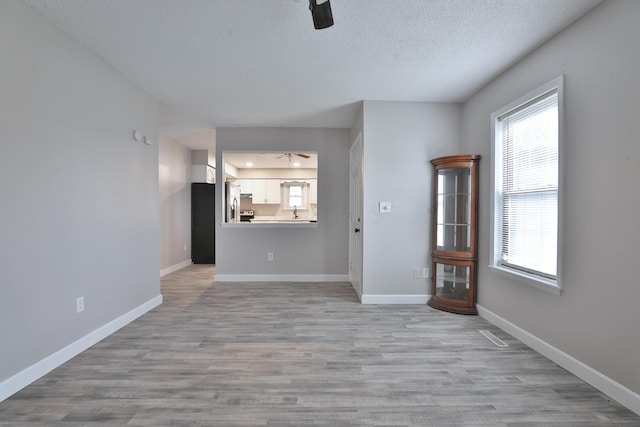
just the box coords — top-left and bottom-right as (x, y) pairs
(309, 0), (334, 30)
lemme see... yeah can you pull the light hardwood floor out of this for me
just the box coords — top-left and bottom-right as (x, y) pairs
(1, 264), (638, 426)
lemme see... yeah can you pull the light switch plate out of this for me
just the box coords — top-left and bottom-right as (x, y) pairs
(379, 201), (391, 213)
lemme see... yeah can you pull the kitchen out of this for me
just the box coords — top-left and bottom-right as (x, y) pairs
(224, 152), (318, 225)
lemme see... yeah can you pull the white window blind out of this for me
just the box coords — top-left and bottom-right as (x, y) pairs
(498, 90), (559, 279)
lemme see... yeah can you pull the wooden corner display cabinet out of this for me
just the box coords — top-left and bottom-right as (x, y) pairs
(428, 155), (480, 315)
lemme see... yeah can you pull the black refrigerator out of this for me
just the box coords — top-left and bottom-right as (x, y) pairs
(191, 183), (215, 264)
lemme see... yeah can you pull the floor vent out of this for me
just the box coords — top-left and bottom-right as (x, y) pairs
(479, 330), (509, 347)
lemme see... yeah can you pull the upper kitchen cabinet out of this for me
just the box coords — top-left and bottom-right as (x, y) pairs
(256, 179), (281, 204)
(238, 179), (254, 195)
(238, 179), (281, 204)
(263, 179), (281, 204)
(309, 179), (317, 204)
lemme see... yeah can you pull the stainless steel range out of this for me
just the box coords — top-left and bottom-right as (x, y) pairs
(239, 210), (254, 222)
(239, 194), (254, 222)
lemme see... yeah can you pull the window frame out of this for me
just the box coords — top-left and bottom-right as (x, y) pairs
(283, 181), (309, 211)
(489, 76), (565, 295)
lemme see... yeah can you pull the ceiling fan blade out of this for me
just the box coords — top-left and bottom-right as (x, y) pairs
(295, 153), (311, 159)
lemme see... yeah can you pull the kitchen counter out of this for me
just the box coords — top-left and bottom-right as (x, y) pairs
(222, 215), (318, 228)
(250, 216), (317, 223)
(250, 219), (317, 223)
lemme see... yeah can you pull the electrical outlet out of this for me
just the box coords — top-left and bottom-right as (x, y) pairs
(267, 252), (274, 261)
(379, 201), (392, 213)
(76, 296), (84, 313)
(413, 268), (421, 279)
(423, 268), (430, 278)
(183, 244), (187, 251)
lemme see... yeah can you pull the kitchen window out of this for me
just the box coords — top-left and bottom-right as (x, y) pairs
(289, 185), (302, 208)
(283, 181), (309, 211)
(489, 76), (564, 294)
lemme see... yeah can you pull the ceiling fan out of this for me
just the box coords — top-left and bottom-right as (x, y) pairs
(277, 153), (311, 160)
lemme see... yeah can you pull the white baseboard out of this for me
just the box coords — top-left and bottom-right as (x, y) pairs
(361, 294), (430, 304)
(477, 304), (640, 416)
(214, 274), (349, 282)
(160, 259), (192, 277)
(0, 294), (163, 403)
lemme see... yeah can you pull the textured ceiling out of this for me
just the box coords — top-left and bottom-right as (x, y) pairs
(25, 0), (600, 132)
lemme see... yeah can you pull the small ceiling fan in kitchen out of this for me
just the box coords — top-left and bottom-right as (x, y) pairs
(276, 153), (311, 160)
(276, 153), (312, 167)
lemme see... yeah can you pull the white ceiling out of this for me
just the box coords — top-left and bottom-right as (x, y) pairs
(25, 0), (600, 144)
(225, 152), (318, 170)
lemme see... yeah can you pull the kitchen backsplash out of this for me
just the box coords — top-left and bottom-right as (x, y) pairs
(252, 203), (317, 220)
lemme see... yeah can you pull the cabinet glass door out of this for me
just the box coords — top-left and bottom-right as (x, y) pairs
(434, 261), (470, 302)
(436, 167), (471, 253)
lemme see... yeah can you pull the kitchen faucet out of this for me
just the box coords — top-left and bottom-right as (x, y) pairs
(293, 205), (299, 219)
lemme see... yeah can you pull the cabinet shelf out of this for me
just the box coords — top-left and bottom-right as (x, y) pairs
(428, 155), (480, 315)
(436, 275), (469, 284)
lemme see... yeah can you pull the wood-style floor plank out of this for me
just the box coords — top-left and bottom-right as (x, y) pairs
(1, 264), (638, 426)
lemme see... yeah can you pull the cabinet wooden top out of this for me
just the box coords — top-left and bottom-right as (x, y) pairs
(431, 154), (481, 167)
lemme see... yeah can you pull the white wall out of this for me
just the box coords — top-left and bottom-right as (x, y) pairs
(159, 134), (192, 271)
(191, 150), (209, 165)
(215, 128), (349, 278)
(361, 101), (462, 297)
(0, 0), (160, 390)
(461, 0), (640, 395)
(237, 169), (317, 179)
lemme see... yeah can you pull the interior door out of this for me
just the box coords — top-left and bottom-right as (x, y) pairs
(349, 133), (363, 299)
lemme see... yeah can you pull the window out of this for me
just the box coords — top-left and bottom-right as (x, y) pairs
(490, 76), (563, 294)
(289, 185), (302, 208)
(283, 181), (309, 210)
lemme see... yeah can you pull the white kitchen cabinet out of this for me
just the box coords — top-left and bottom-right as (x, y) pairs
(309, 179), (317, 204)
(238, 179), (281, 204)
(252, 180), (267, 203)
(238, 179), (254, 194)
(264, 179), (281, 204)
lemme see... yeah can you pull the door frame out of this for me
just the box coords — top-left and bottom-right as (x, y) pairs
(349, 132), (364, 299)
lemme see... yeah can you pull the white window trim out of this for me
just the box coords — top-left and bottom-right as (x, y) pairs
(282, 180), (309, 211)
(489, 75), (565, 296)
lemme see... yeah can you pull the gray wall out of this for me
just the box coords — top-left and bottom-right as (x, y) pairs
(361, 101), (462, 296)
(460, 0), (640, 394)
(159, 134), (192, 270)
(215, 128), (350, 276)
(0, 0), (160, 383)
(350, 103), (364, 145)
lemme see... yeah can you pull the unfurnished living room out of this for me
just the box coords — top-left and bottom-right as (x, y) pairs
(1, 0), (639, 425)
